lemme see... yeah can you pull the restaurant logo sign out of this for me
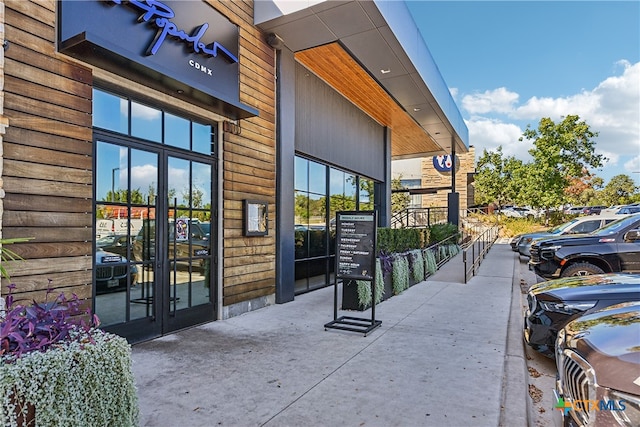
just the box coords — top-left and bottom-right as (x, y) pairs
(58, 0), (256, 118)
(432, 154), (459, 174)
(108, 0), (238, 64)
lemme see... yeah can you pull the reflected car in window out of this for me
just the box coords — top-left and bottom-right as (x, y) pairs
(95, 248), (138, 294)
(96, 234), (133, 258)
(133, 218), (210, 270)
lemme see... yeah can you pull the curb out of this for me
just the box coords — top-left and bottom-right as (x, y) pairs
(499, 252), (530, 427)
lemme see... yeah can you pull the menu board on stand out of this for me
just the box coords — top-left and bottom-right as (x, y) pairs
(324, 211), (382, 336)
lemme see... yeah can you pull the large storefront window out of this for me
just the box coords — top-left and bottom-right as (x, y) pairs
(294, 155), (376, 294)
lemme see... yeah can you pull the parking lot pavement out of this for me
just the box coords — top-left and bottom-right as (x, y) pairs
(513, 253), (560, 427)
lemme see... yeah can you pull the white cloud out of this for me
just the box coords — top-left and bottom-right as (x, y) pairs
(466, 117), (530, 160)
(513, 61), (640, 157)
(624, 154), (640, 174)
(131, 164), (158, 193)
(459, 61), (640, 182)
(462, 87), (519, 114)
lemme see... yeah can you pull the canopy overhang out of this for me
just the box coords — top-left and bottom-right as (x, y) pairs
(255, 0), (469, 158)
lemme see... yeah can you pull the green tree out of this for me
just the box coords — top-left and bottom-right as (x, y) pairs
(519, 115), (605, 212)
(600, 174), (639, 205)
(106, 188), (145, 204)
(391, 176), (410, 213)
(474, 146), (518, 207)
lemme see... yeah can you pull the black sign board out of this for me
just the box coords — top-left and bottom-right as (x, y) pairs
(58, 0), (258, 120)
(336, 211), (377, 281)
(325, 210), (381, 336)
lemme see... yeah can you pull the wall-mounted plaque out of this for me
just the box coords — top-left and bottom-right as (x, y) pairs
(244, 200), (268, 236)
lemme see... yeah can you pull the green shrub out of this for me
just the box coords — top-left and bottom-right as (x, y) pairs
(392, 254), (409, 295)
(428, 223), (460, 245)
(409, 250), (424, 282)
(423, 249), (437, 275)
(377, 224), (458, 254)
(356, 258), (385, 308)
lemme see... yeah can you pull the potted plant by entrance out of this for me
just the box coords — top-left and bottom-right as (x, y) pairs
(0, 284), (139, 426)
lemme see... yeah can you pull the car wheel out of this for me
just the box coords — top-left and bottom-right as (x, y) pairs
(561, 262), (605, 277)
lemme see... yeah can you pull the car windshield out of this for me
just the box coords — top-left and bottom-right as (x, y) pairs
(548, 219), (579, 234)
(591, 214), (640, 236)
(200, 222), (211, 237)
(96, 236), (116, 246)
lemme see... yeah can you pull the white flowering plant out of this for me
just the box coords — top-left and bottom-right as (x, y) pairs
(0, 284), (138, 426)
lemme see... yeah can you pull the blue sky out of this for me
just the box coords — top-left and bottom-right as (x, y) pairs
(402, 0), (640, 186)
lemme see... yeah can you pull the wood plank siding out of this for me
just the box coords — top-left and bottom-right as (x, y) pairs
(0, 1), (277, 310)
(1, 0), (93, 304)
(209, 0), (276, 306)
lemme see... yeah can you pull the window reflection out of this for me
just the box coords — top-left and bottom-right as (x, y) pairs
(295, 191), (309, 259)
(360, 178), (374, 210)
(93, 89), (128, 133)
(94, 88), (216, 155)
(192, 122), (213, 155)
(131, 102), (162, 142)
(294, 155), (376, 294)
(295, 157), (308, 191)
(165, 113), (190, 150)
(308, 161), (326, 195)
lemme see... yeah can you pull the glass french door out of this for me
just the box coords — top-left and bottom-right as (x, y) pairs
(94, 138), (215, 343)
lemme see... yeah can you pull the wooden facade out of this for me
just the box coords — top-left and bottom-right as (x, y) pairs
(0, 0), (277, 312)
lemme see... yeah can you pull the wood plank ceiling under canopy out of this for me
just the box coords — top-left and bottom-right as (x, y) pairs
(295, 43), (443, 159)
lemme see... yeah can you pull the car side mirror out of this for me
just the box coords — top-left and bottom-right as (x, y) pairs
(624, 229), (640, 242)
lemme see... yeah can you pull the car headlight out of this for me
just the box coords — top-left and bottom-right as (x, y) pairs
(555, 329), (566, 363)
(603, 388), (640, 426)
(538, 300), (597, 315)
(543, 245), (563, 251)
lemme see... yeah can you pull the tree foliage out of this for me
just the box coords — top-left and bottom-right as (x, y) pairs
(600, 174), (639, 205)
(391, 177), (410, 213)
(474, 147), (510, 207)
(518, 115), (605, 210)
(475, 115), (616, 212)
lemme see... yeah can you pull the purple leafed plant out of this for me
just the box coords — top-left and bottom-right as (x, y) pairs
(1, 282), (101, 361)
(378, 251), (394, 276)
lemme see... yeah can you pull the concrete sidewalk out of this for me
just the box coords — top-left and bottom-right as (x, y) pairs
(132, 242), (527, 427)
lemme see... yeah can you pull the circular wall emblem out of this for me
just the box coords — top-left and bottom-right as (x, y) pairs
(432, 155), (459, 173)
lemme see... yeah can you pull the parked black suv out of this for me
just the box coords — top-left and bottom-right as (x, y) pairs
(529, 214), (640, 279)
(133, 218), (210, 270)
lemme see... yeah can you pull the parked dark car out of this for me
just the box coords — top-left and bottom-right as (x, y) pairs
(95, 248), (138, 294)
(96, 234), (133, 257)
(617, 205), (640, 215)
(524, 273), (640, 357)
(133, 218), (210, 270)
(510, 215), (620, 257)
(554, 301), (640, 427)
(581, 205), (606, 215)
(529, 214), (640, 279)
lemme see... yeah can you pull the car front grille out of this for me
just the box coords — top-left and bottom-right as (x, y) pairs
(560, 350), (594, 426)
(530, 246), (541, 263)
(96, 265), (128, 280)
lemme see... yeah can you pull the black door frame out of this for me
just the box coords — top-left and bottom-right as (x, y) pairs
(93, 131), (216, 343)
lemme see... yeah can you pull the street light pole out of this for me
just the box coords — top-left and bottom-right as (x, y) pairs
(111, 167), (120, 202)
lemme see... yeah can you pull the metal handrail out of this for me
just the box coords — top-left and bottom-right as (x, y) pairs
(462, 225), (500, 283)
(390, 207), (448, 229)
